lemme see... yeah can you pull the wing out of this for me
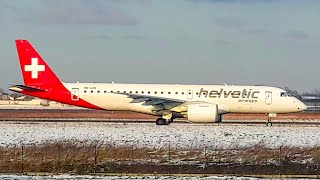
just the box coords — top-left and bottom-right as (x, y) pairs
(112, 92), (186, 113)
(111, 92), (229, 115)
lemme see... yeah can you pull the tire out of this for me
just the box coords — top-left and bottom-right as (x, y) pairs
(156, 118), (168, 125)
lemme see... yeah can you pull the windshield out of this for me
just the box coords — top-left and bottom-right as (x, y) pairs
(280, 92), (293, 97)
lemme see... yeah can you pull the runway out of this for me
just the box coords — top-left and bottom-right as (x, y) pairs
(1, 109), (320, 126)
(3, 119), (320, 127)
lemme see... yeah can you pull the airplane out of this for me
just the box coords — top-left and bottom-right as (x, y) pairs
(9, 40), (307, 126)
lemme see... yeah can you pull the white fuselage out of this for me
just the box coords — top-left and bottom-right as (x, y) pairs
(64, 83), (306, 116)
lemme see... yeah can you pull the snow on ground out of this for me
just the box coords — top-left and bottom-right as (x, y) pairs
(0, 122), (320, 149)
(0, 175), (311, 180)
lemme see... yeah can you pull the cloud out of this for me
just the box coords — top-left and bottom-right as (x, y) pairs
(215, 16), (310, 41)
(0, 0), (18, 12)
(215, 17), (247, 29)
(88, 34), (145, 40)
(12, 0), (138, 26)
(88, 34), (113, 40)
(121, 35), (145, 40)
(187, 0), (279, 4)
(215, 16), (266, 35)
(0, 0), (17, 21)
(283, 30), (309, 39)
(215, 39), (233, 45)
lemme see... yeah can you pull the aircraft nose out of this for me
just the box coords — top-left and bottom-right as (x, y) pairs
(296, 100), (307, 111)
(300, 102), (308, 111)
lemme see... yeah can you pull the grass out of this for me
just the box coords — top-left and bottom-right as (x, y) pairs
(1, 142), (320, 174)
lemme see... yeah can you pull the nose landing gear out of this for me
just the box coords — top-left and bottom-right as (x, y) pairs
(266, 113), (277, 127)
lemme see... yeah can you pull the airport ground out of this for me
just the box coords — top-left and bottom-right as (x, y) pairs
(1, 109), (320, 124)
(1, 109), (320, 177)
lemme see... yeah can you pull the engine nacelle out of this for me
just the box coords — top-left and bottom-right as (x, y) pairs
(187, 103), (222, 123)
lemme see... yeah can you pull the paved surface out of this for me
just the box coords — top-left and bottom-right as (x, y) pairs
(1, 109), (320, 126)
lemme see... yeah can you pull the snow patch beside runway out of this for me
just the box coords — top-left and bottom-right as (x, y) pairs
(0, 122), (319, 149)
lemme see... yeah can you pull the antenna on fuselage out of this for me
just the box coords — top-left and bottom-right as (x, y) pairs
(224, 83), (227, 86)
(111, 81), (115, 84)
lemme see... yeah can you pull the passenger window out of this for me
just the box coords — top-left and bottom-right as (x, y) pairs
(141, 91), (144, 94)
(111, 91), (113, 93)
(175, 92), (178, 95)
(104, 91), (107, 93)
(97, 90), (100, 93)
(154, 92), (157, 94)
(135, 91), (138, 93)
(91, 90), (93, 93)
(129, 91), (132, 93)
(84, 90), (87, 93)
(168, 92), (171, 95)
(124, 91), (126, 93)
(182, 92), (184, 95)
(161, 92), (163, 94)
(148, 91), (150, 94)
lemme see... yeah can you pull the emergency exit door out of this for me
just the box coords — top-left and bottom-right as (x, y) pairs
(187, 89), (193, 100)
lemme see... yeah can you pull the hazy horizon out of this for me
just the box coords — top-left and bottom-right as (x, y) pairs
(1, 0), (320, 93)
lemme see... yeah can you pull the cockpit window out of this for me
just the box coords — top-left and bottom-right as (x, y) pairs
(280, 92), (293, 97)
(280, 92), (287, 97)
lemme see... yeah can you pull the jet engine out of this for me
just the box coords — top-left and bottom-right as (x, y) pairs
(187, 103), (222, 123)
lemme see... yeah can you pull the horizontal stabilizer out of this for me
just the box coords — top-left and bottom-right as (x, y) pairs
(9, 84), (47, 93)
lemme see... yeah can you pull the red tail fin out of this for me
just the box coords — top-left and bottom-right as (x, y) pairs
(15, 40), (61, 86)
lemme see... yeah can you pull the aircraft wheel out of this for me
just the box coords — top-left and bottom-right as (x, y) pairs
(156, 118), (168, 125)
(266, 122), (272, 127)
(168, 118), (174, 124)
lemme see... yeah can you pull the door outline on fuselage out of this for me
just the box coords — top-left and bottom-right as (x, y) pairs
(71, 88), (79, 101)
(187, 89), (193, 100)
(265, 91), (272, 105)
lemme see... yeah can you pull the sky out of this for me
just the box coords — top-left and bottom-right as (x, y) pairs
(1, 0), (320, 93)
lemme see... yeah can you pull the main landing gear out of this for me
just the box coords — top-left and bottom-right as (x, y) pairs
(156, 118), (173, 125)
(156, 111), (174, 125)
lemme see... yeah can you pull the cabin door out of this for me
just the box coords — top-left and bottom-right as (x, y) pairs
(71, 88), (80, 101)
(265, 91), (272, 105)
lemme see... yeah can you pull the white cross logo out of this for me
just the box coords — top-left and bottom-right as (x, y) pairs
(24, 58), (45, 79)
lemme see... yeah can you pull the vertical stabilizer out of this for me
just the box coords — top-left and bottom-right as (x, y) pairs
(15, 40), (62, 87)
